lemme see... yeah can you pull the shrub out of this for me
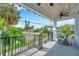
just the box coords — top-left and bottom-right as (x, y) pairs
(0, 18), (5, 30)
(2, 25), (23, 37)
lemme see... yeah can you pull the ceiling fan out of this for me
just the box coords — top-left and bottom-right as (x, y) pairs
(58, 11), (69, 18)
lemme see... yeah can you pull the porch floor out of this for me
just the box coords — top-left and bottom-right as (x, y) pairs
(16, 41), (79, 56)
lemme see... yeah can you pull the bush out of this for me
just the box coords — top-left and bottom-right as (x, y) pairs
(0, 18), (5, 30)
(2, 38), (33, 52)
(2, 25), (23, 37)
(13, 41), (21, 48)
(1, 25), (33, 52)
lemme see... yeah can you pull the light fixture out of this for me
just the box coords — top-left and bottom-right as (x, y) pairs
(50, 3), (54, 6)
(37, 3), (41, 6)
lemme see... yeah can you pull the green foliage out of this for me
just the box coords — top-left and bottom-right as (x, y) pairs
(2, 25), (23, 37)
(2, 38), (32, 52)
(33, 28), (40, 32)
(58, 24), (74, 36)
(33, 25), (50, 34)
(40, 26), (49, 34)
(17, 28), (24, 32)
(1, 25), (33, 52)
(14, 41), (21, 48)
(0, 4), (20, 25)
(0, 18), (5, 30)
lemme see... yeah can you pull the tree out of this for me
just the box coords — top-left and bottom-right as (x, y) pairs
(40, 25), (50, 34)
(0, 4), (20, 27)
(33, 28), (40, 32)
(25, 20), (30, 31)
(25, 20), (34, 32)
(33, 25), (50, 34)
(58, 24), (74, 35)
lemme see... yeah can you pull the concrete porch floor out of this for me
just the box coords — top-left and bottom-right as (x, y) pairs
(16, 41), (79, 56)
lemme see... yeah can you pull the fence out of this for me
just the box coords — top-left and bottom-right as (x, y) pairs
(0, 32), (53, 56)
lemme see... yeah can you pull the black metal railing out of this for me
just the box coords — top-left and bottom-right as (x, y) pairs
(0, 32), (53, 56)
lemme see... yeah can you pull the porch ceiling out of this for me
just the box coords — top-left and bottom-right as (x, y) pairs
(20, 3), (79, 21)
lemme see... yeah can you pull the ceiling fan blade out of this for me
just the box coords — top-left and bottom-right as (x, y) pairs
(63, 12), (69, 15)
(64, 15), (69, 16)
(62, 14), (69, 16)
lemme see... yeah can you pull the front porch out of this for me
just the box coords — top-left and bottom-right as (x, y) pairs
(1, 3), (79, 56)
(16, 41), (79, 56)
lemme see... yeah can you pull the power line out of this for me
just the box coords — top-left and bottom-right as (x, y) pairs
(18, 21), (50, 25)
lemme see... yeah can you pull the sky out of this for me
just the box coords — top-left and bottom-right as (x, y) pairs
(14, 4), (75, 28)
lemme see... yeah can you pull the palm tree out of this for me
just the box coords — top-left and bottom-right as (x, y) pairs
(25, 20), (30, 31)
(0, 4), (20, 27)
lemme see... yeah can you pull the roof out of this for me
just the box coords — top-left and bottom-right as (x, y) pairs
(19, 3), (79, 21)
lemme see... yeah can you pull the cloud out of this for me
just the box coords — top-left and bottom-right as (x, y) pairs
(14, 4), (25, 11)
(17, 7), (25, 10)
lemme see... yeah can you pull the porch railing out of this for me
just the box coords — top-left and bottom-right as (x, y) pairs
(0, 32), (53, 56)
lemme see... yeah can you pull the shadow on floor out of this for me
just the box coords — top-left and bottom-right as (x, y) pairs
(45, 43), (79, 56)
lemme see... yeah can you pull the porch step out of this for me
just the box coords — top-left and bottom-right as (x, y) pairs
(16, 47), (39, 56)
(32, 50), (47, 56)
(32, 41), (56, 56)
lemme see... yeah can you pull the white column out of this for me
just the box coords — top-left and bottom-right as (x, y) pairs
(53, 21), (58, 41)
(75, 8), (79, 47)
